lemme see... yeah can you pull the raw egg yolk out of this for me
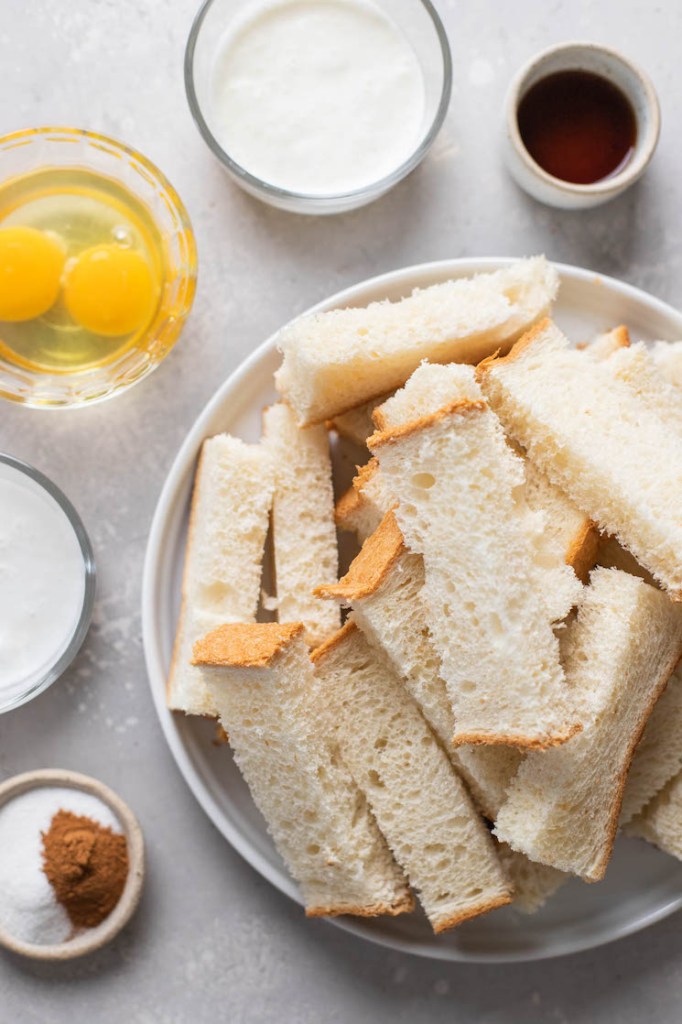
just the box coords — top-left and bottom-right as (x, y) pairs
(0, 226), (65, 322)
(64, 245), (157, 337)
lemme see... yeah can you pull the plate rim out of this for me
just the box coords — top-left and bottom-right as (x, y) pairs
(142, 256), (682, 962)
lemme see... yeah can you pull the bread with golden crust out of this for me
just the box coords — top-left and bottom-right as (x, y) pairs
(496, 842), (568, 914)
(167, 435), (274, 717)
(651, 340), (682, 387)
(479, 318), (682, 598)
(263, 402), (340, 647)
(336, 444), (598, 585)
(334, 458), (393, 543)
(316, 511), (523, 820)
(329, 393), (392, 446)
(368, 365), (582, 749)
(311, 621), (512, 932)
(372, 360), (598, 581)
(193, 622), (414, 919)
(275, 257), (558, 425)
(579, 324), (630, 359)
(495, 568), (682, 881)
(620, 662), (682, 825)
(626, 766), (682, 860)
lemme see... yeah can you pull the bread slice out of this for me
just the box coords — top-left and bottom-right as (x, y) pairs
(586, 329), (682, 394)
(329, 394), (392, 446)
(262, 403), (340, 647)
(192, 622), (413, 918)
(479, 318), (682, 598)
(496, 843), (567, 914)
(167, 435), (274, 717)
(335, 458), (392, 542)
(374, 359), (598, 579)
(275, 257), (558, 425)
(337, 405), (598, 580)
(373, 361), (483, 429)
(626, 769), (682, 859)
(581, 324), (631, 359)
(592, 336), (658, 587)
(651, 340), (682, 387)
(583, 329), (657, 597)
(601, 341), (682, 431)
(494, 568), (682, 881)
(311, 622), (512, 932)
(368, 367), (581, 749)
(620, 663), (682, 825)
(316, 511), (523, 820)
(521, 458), (598, 584)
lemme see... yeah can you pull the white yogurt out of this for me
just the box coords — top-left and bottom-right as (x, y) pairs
(209, 0), (426, 194)
(0, 461), (86, 707)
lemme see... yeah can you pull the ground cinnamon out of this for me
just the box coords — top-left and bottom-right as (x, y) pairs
(41, 809), (129, 929)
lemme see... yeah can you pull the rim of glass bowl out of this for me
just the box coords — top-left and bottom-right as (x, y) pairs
(0, 127), (198, 407)
(184, 0), (453, 205)
(0, 453), (96, 713)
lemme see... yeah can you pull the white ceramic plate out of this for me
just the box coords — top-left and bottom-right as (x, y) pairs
(142, 258), (682, 962)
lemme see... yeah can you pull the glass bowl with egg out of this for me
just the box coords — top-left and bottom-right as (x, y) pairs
(185, 0), (452, 214)
(0, 127), (197, 407)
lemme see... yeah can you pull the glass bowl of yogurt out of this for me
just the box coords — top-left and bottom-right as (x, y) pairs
(185, 0), (452, 214)
(0, 454), (96, 712)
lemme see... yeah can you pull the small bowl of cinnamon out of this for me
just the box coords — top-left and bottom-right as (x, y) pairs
(0, 768), (144, 960)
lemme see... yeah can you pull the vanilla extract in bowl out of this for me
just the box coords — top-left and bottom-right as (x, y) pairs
(517, 69), (637, 185)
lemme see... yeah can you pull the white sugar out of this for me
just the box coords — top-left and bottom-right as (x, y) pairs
(0, 786), (121, 946)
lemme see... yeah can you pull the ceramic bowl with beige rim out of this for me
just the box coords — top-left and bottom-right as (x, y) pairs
(0, 769), (144, 960)
(504, 42), (660, 209)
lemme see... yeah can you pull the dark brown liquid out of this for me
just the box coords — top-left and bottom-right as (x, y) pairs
(517, 70), (637, 184)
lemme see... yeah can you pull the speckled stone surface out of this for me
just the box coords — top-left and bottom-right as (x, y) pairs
(3, 1), (682, 1020)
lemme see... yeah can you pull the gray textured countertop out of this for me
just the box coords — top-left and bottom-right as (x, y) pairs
(3, 1), (682, 1021)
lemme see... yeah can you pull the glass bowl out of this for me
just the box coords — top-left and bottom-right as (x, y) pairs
(185, 0), (452, 215)
(0, 127), (197, 407)
(0, 453), (96, 712)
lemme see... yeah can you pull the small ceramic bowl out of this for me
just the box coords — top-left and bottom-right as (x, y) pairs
(504, 42), (660, 209)
(0, 769), (144, 960)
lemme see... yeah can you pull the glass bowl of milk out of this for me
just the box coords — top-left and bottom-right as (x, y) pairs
(0, 455), (96, 712)
(185, 0), (452, 214)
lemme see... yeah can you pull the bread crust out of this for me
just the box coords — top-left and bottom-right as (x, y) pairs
(334, 485), (362, 527)
(432, 892), (513, 934)
(566, 520), (600, 584)
(372, 403), (390, 433)
(454, 723), (582, 751)
(310, 619), (358, 663)
(192, 622), (305, 668)
(600, 324), (631, 352)
(576, 325), (631, 353)
(316, 512), (405, 603)
(368, 399), (487, 450)
(475, 316), (551, 379)
(167, 440), (208, 704)
(598, 324), (631, 352)
(587, 647), (682, 882)
(335, 458), (387, 529)
(306, 891), (415, 918)
(167, 440), (221, 718)
(612, 324), (631, 349)
(354, 457), (380, 489)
